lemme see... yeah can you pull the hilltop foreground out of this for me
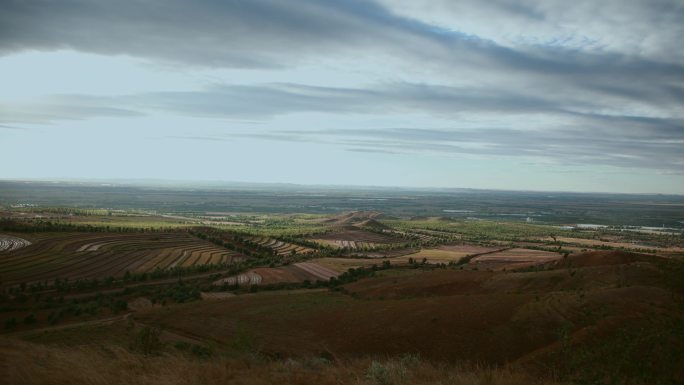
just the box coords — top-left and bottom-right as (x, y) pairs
(2, 249), (683, 384)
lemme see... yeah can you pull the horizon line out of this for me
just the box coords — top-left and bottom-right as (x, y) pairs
(2, 177), (683, 197)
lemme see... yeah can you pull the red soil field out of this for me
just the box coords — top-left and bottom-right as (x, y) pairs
(470, 248), (561, 270)
(547, 249), (658, 268)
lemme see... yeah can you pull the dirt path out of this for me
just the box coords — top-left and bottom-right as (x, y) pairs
(3, 314), (129, 338)
(3, 312), (208, 347)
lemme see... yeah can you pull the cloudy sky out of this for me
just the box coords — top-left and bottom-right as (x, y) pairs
(1, 0), (683, 193)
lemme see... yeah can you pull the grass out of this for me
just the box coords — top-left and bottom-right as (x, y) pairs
(53, 216), (197, 229)
(0, 337), (566, 385)
(383, 219), (562, 241)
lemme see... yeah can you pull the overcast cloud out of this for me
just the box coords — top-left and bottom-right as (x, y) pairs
(1, 0), (683, 192)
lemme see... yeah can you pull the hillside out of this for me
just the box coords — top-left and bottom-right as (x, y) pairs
(129, 250), (684, 384)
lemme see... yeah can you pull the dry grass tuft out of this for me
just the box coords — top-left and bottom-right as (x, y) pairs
(0, 338), (563, 385)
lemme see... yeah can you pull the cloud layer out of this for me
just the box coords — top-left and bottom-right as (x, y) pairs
(1, 0), (683, 187)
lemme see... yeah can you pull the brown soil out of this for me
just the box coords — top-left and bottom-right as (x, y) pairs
(138, 251), (684, 372)
(548, 250), (662, 268)
(470, 248), (561, 271)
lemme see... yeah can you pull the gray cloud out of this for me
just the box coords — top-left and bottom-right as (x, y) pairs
(133, 83), (575, 118)
(2, 80), (683, 175)
(345, 148), (399, 155)
(0, 101), (142, 123)
(250, 124), (684, 172)
(1, 0), (683, 179)
(0, 124), (25, 130)
(2, 0), (683, 114)
(3, 0), (683, 81)
(0, 0), (450, 68)
(380, 0), (684, 60)
(0, 81), (670, 122)
(0, 82), (567, 122)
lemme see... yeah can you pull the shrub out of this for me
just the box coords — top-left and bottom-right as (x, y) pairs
(4, 317), (17, 329)
(23, 314), (37, 324)
(110, 299), (128, 313)
(399, 352), (421, 367)
(190, 345), (212, 358)
(367, 361), (391, 385)
(129, 327), (162, 355)
(366, 360), (406, 385)
(174, 341), (191, 351)
(174, 341), (213, 358)
(47, 310), (63, 325)
(151, 282), (201, 304)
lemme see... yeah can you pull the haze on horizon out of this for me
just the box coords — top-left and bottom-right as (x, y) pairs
(1, 0), (683, 194)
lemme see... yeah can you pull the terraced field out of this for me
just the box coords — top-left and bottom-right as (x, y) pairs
(0, 234), (32, 252)
(245, 236), (314, 256)
(311, 228), (405, 249)
(0, 232), (242, 286)
(470, 248), (561, 270)
(384, 228), (459, 243)
(214, 261), (339, 286)
(312, 239), (381, 249)
(310, 257), (385, 273)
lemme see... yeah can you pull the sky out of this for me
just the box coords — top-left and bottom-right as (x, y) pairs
(1, 0), (683, 193)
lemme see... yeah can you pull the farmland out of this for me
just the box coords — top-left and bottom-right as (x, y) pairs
(244, 235), (314, 256)
(392, 244), (503, 264)
(0, 232), (243, 287)
(311, 227), (407, 250)
(0, 234), (31, 252)
(309, 257), (387, 273)
(215, 262), (339, 286)
(0, 183), (683, 384)
(469, 248), (562, 270)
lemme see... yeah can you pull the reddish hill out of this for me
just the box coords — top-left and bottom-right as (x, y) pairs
(550, 250), (661, 268)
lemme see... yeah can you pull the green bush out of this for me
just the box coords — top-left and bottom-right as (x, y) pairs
(4, 317), (17, 329)
(23, 314), (37, 324)
(110, 299), (128, 313)
(366, 361), (391, 385)
(151, 282), (201, 304)
(130, 327), (162, 355)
